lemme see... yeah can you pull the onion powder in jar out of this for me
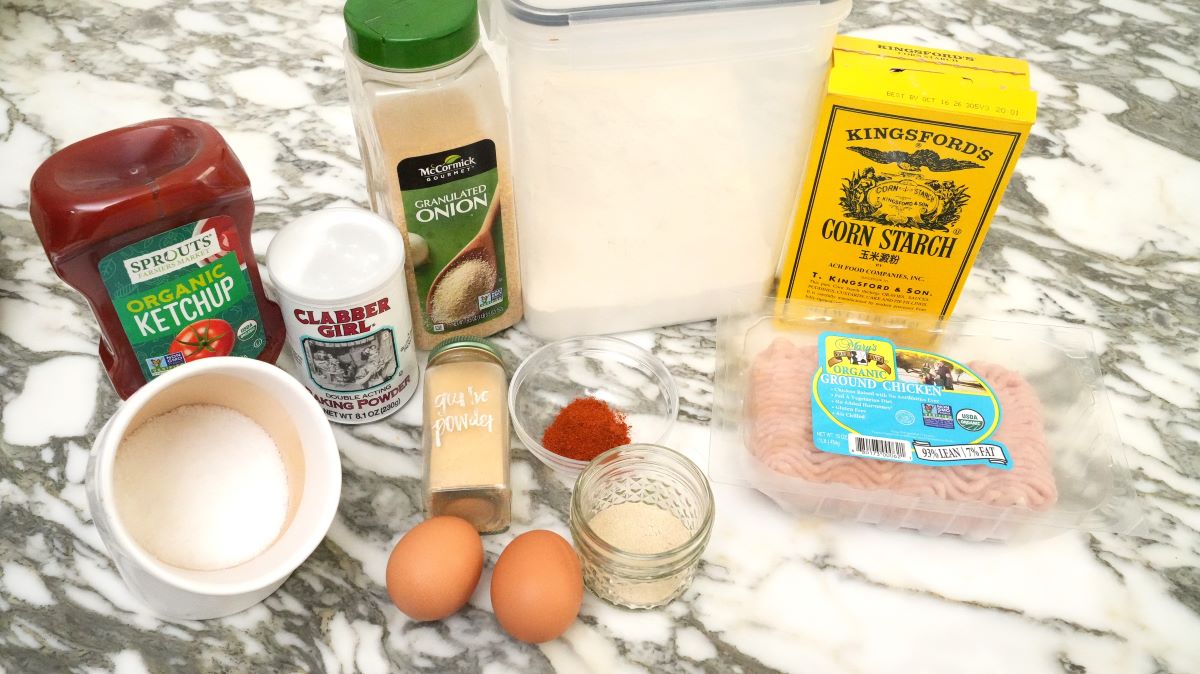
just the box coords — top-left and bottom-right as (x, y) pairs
(266, 207), (419, 424)
(570, 444), (714, 609)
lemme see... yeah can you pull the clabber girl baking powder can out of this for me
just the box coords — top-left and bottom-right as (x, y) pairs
(267, 207), (419, 424)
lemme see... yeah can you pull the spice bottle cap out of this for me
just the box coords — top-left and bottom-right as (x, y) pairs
(428, 336), (504, 367)
(344, 0), (480, 71)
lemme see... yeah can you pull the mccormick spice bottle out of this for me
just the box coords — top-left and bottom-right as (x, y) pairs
(343, 0), (522, 349)
(422, 337), (511, 533)
(29, 118), (285, 398)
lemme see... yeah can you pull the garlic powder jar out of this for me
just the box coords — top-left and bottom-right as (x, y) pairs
(423, 337), (511, 533)
(266, 208), (419, 424)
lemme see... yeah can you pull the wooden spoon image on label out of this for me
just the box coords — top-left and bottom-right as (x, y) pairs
(426, 196), (500, 326)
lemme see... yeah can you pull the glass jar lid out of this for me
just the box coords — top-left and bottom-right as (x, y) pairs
(428, 336), (504, 366)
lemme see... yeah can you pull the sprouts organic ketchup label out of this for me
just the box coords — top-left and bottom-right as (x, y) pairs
(99, 216), (267, 380)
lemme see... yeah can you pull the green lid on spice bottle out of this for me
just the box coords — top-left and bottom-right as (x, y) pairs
(344, 0), (479, 71)
(428, 336), (504, 367)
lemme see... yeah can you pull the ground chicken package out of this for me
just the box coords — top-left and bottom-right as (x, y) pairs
(710, 300), (1140, 541)
(776, 37), (1036, 318)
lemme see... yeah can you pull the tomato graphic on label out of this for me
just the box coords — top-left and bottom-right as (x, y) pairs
(195, 216), (245, 266)
(171, 319), (235, 361)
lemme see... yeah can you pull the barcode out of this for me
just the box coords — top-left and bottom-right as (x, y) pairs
(848, 434), (912, 461)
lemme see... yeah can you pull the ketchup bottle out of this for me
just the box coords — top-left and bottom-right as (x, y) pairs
(29, 118), (285, 398)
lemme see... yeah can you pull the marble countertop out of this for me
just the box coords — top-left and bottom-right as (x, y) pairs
(2, 0), (1198, 672)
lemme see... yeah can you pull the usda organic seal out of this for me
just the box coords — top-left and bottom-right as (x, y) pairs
(956, 408), (985, 432)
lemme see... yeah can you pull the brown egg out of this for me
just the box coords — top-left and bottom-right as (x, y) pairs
(385, 516), (483, 621)
(490, 530), (583, 643)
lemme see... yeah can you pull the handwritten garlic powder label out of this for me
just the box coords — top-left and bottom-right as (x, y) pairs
(431, 385), (496, 448)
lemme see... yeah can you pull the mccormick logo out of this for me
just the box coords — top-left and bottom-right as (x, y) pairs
(418, 153), (478, 179)
(124, 230), (222, 284)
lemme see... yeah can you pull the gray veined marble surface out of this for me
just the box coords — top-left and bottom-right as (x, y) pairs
(1, 0), (1198, 672)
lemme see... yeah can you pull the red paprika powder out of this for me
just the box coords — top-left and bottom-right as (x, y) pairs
(541, 397), (631, 462)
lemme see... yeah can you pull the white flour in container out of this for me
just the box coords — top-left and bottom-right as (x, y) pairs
(508, 50), (833, 337)
(114, 404), (289, 571)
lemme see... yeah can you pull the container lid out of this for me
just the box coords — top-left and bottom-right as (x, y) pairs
(265, 207), (407, 306)
(428, 336), (504, 366)
(502, 0), (835, 27)
(345, 0), (479, 70)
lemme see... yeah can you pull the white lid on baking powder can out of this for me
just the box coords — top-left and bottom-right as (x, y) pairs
(266, 207), (419, 424)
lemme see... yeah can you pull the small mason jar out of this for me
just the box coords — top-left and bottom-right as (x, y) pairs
(423, 337), (511, 533)
(569, 445), (714, 609)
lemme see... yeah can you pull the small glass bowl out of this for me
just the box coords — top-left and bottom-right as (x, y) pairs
(569, 444), (714, 609)
(508, 336), (678, 475)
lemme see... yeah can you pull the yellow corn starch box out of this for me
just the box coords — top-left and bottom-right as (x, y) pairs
(777, 37), (1037, 317)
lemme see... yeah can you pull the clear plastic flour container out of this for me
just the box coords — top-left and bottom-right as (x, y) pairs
(491, 0), (852, 339)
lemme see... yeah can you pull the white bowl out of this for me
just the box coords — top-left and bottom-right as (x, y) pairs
(86, 357), (341, 619)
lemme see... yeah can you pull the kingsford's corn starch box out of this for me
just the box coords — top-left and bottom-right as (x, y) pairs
(777, 37), (1036, 317)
